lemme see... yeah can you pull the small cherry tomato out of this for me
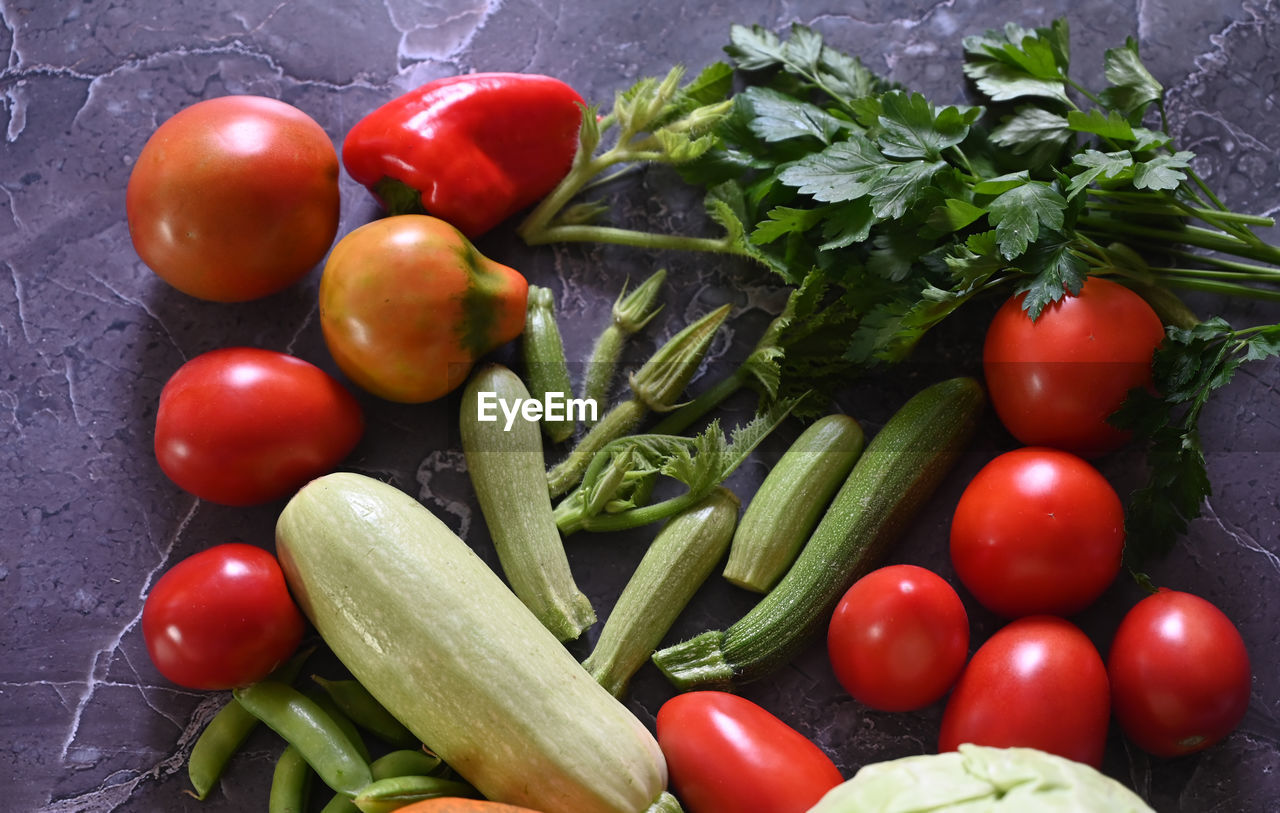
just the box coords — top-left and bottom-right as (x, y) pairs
(949, 447), (1125, 618)
(142, 543), (305, 690)
(983, 276), (1165, 458)
(1108, 589), (1251, 757)
(656, 691), (843, 813)
(154, 347), (364, 506)
(827, 564), (969, 711)
(938, 616), (1110, 768)
(127, 95), (340, 302)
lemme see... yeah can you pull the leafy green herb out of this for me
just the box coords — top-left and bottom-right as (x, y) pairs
(1111, 319), (1280, 566)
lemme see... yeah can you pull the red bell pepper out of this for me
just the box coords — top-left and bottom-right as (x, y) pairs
(342, 73), (585, 238)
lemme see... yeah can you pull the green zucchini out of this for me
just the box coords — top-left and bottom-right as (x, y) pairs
(582, 487), (740, 697)
(460, 363), (595, 641)
(722, 414), (865, 593)
(276, 472), (680, 813)
(651, 377), (984, 690)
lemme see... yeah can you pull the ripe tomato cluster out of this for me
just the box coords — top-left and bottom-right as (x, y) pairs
(824, 277), (1252, 773)
(127, 97), (364, 690)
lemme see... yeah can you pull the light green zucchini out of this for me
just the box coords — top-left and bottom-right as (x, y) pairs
(460, 363), (595, 641)
(582, 487), (740, 696)
(722, 414), (865, 592)
(276, 472), (681, 813)
(652, 377), (984, 690)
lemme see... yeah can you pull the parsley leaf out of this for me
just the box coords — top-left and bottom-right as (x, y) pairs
(741, 86), (851, 144)
(986, 180), (1068, 258)
(990, 106), (1072, 155)
(876, 90), (981, 160)
(1012, 232), (1088, 318)
(777, 134), (889, 203)
(1132, 151), (1194, 191)
(1066, 149), (1134, 197)
(1067, 108), (1136, 141)
(962, 22), (1071, 103)
(1100, 37), (1163, 117)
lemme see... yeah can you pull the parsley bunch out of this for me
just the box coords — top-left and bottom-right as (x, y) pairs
(521, 19), (1280, 564)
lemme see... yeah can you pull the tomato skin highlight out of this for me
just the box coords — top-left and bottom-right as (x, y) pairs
(142, 543), (305, 690)
(982, 276), (1165, 458)
(1108, 589), (1251, 758)
(154, 347), (364, 506)
(656, 691), (843, 813)
(827, 565), (969, 711)
(938, 616), (1110, 768)
(949, 447), (1125, 618)
(126, 95), (340, 302)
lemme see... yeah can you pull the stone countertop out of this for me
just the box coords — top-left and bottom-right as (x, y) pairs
(3, 0), (1278, 811)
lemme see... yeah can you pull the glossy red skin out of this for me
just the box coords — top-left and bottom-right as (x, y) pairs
(827, 564), (969, 711)
(154, 347), (364, 506)
(142, 543), (305, 690)
(126, 95), (340, 302)
(656, 691), (843, 813)
(319, 215), (528, 403)
(342, 73), (584, 237)
(949, 447), (1125, 618)
(938, 616), (1110, 768)
(1108, 589), (1251, 757)
(982, 276), (1165, 458)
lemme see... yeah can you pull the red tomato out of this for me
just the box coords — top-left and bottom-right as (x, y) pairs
(827, 565), (969, 711)
(142, 543), (305, 690)
(938, 616), (1110, 768)
(949, 447), (1125, 618)
(982, 276), (1165, 458)
(127, 95), (340, 302)
(656, 691), (843, 813)
(154, 347), (364, 506)
(1108, 589), (1251, 758)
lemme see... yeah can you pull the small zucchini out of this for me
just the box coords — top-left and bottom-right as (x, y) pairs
(652, 377), (984, 690)
(460, 364), (595, 641)
(583, 487), (740, 697)
(722, 414), (865, 593)
(276, 472), (680, 813)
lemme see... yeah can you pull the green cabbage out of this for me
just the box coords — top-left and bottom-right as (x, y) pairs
(807, 745), (1156, 812)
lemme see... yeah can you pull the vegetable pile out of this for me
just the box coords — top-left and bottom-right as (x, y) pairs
(124, 15), (1274, 813)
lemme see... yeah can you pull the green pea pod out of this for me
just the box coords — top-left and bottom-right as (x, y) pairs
(313, 675), (419, 747)
(320, 749), (447, 813)
(307, 688), (373, 763)
(233, 680), (373, 796)
(188, 647), (315, 800)
(269, 744), (314, 813)
(353, 775), (479, 813)
(370, 749), (446, 779)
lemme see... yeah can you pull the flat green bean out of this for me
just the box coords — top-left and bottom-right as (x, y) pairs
(233, 680), (373, 796)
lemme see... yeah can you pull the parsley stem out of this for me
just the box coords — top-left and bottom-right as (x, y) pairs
(524, 223), (747, 255)
(1146, 276), (1280, 301)
(1085, 190), (1275, 226)
(1161, 249), (1280, 278)
(1078, 215), (1280, 266)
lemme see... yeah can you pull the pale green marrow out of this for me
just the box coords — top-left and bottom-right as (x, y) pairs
(276, 472), (679, 813)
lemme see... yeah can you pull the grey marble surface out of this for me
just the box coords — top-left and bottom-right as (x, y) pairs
(3, 0), (1279, 811)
